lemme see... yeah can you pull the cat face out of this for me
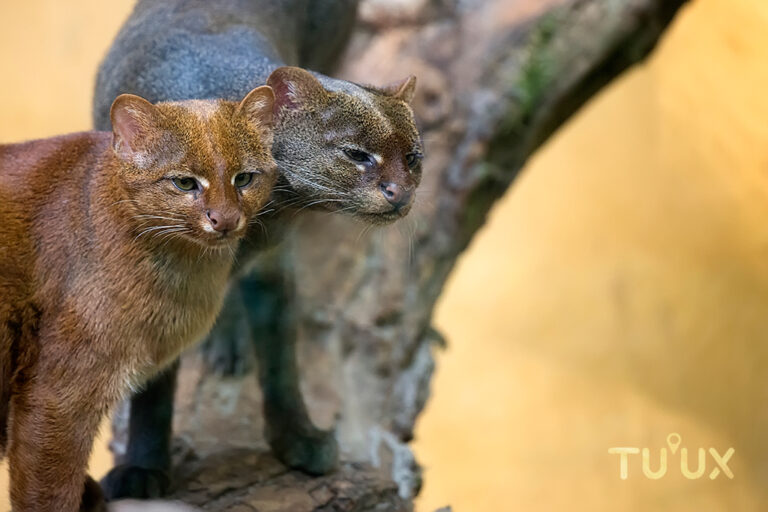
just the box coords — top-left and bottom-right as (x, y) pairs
(110, 87), (277, 250)
(267, 67), (423, 225)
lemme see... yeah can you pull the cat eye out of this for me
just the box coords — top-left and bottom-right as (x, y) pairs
(343, 148), (374, 166)
(172, 176), (199, 192)
(234, 172), (254, 188)
(406, 153), (423, 170)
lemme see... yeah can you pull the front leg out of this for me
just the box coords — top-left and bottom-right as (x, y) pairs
(200, 285), (255, 377)
(239, 272), (338, 475)
(8, 370), (107, 511)
(101, 360), (178, 500)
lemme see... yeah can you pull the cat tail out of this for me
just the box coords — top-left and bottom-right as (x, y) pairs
(0, 305), (41, 459)
(0, 321), (12, 458)
(82, 479), (192, 512)
(108, 500), (201, 512)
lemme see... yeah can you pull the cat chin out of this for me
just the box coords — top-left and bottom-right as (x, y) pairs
(305, 199), (411, 225)
(354, 209), (410, 225)
(175, 232), (242, 252)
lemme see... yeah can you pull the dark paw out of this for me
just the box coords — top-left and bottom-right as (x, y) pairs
(268, 425), (339, 475)
(100, 465), (170, 501)
(201, 329), (254, 377)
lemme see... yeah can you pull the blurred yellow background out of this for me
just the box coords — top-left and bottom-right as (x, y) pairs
(2, 0), (768, 511)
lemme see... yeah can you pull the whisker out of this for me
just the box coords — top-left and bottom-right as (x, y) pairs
(110, 199), (140, 208)
(281, 169), (347, 195)
(150, 227), (188, 242)
(248, 217), (268, 239)
(398, 218), (416, 267)
(275, 193), (349, 213)
(316, 205), (359, 218)
(293, 198), (348, 214)
(157, 229), (190, 249)
(132, 215), (186, 225)
(355, 223), (375, 244)
(135, 212), (186, 220)
(134, 224), (185, 241)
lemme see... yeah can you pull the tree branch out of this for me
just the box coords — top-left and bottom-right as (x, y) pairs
(156, 0), (690, 509)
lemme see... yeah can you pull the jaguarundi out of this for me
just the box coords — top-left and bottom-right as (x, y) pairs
(94, 0), (423, 500)
(0, 86), (277, 511)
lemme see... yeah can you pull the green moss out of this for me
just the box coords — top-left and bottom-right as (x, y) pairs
(459, 12), (564, 244)
(517, 12), (559, 118)
(486, 11), (563, 173)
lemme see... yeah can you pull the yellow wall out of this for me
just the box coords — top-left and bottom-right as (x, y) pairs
(415, 0), (768, 510)
(0, 2), (135, 509)
(2, 0), (768, 511)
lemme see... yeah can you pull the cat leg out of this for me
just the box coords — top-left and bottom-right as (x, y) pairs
(200, 285), (255, 377)
(101, 360), (178, 500)
(258, 331), (340, 475)
(8, 366), (106, 511)
(239, 272), (339, 475)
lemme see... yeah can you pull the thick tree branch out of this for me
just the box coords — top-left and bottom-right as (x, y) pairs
(151, 0), (690, 509)
(465, 0), (689, 244)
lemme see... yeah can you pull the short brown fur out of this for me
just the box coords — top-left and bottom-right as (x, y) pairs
(0, 88), (276, 511)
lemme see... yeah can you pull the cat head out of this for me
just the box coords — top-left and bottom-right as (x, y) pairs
(110, 87), (277, 250)
(267, 67), (422, 225)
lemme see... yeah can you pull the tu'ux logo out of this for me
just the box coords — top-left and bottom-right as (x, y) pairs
(608, 433), (734, 480)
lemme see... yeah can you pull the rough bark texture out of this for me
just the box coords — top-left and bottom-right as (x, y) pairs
(116, 0), (690, 509)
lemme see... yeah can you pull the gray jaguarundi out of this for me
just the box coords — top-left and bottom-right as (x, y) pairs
(93, 0), (423, 500)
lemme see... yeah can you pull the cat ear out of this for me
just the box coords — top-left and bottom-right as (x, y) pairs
(236, 85), (275, 130)
(267, 66), (327, 111)
(110, 94), (163, 166)
(380, 75), (417, 103)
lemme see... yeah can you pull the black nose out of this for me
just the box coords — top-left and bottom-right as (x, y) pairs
(380, 182), (412, 210)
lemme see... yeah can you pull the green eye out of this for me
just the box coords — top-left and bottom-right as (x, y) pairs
(343, 148), (374, 165)
(234, 172), (254, 188)
(406, 153), (423, 169)
(172, 177), (199, 192)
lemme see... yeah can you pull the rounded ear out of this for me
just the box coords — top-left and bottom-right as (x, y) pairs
(380, 75), (417, 103)
(110, 94), (162, 165)
(267, 66), (327, 111)
(236, 85), (276, 130)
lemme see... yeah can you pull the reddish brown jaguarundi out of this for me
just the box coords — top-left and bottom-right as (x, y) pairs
(0, 86), (276, 511)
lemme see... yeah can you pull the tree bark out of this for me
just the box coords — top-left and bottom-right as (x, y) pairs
(127, 0), (691, 509)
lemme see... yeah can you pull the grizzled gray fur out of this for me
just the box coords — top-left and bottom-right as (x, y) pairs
(92, 0), (424, 503)
(93, 0), (358, 130)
